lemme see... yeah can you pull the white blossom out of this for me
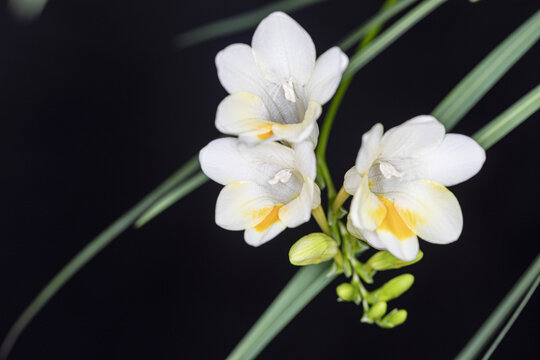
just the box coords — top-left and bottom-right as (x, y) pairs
(344, 116), (486, 261)
(215, 11), (348, 145)
(199, 139), (320, 246)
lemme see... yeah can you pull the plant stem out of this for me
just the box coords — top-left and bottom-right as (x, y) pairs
(316, 0), (398, 202)
(312, 205), (332, 236)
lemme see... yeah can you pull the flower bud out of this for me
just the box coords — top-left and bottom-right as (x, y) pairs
(378, 309), (407, 329)
(368, 302), (387, 321)
(336, 283), (356, 302)
(289, 233), (338, 266)
(367, 274), (414, 304)
(366, 250), (423, 271)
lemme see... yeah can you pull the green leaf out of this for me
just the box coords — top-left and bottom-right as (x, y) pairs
(433, 8), (540, 130)
(343, 0), (447, 78)
(338, 0), (419, 51)
(135, 172), (209, 228)
(227, 263), (335, 360)
(456, 253), (540, 360)
(174, 0), (326, 49)
(0, 155), (202, 359)
(473, 83), (540, 150)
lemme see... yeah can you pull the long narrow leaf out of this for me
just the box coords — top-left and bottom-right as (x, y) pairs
(227, 263), (334, 360)
(482, 274), (540, 360)
(433, 9), (540, 130)
(343, 0), (447, 78)
(338, 0), (419, 51)
(135, 172), (209, 228)
(473, 83), (540, 150)
(174, 0), (326, 49)
(0, 155), (202, 359)
(456, 253), (540, 360)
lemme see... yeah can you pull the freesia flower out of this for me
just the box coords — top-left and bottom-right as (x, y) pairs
(199, 138), (320, 246)
(215, 11), (348, 145)
(343, 116), (486, 261)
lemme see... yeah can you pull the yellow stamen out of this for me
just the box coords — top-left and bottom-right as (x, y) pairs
(254, 205), (283, 232)
(377, 196), (415, 240)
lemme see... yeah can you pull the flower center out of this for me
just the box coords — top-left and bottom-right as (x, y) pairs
(268, 169), (293, 185)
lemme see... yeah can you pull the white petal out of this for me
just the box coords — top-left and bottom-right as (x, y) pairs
(355, 123), (383, 175)
(279, 178), (315, 228)
(215, 181), (277, 230)
(200, 138), (297, 185)
(272, 101), (321, 144)
(199, 138), (258, 185)
(244, 221), (287, 247)
(417, 134), (486, 186)
(392, 179), (463, 244)
(251, 12), (316, 85)
(292, 139), (317, 179)
(380, 115), (445, 160)
(215, 92), (275, 144)
(343, 166), (362, 195)
(307, 47), (349, 105)
(215, 43), (266, 95)
(360, 230), (386, 250)
(349, 176), (387, 232)
(375, 229), (419, 261)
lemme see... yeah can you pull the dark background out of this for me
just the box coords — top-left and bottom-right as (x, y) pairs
(1, 0), (539, 359)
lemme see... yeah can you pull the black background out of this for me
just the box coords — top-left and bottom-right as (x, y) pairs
(1, 0), (539, 359)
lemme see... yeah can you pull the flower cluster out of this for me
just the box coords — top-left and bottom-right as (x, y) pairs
(200, 12), (348, 246)
(200, 11), (485, 327)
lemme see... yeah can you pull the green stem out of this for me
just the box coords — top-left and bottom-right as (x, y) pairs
(316, 0), (398, 202)
(0, 156), (202, 359)
(455, 253), (540, 360)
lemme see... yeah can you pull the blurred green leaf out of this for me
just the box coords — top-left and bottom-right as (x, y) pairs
(174, 0), (326, 49)
(473, 83), (540, 150)
(433, 8), (540, 130)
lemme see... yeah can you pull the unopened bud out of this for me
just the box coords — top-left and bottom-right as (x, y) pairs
(367, 274), (414, 304)
(378, 309), (407, 329)
(368, 302), (387, 321)
(336, 283), (356, 302)
(289, 233), (338, 266)
(366, 250), (423, 271)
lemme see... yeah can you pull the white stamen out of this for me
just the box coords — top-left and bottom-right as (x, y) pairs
(268, 169), (293, 185)
(282, 80), (296, 103)
(379, 162), (403, 179)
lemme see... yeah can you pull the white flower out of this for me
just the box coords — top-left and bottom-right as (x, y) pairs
(199, 138), (321, 246)
(215, 11), (349, 145)
(343, 116), (486, 261)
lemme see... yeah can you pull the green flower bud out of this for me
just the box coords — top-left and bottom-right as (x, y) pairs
(368, 302), (387, 321)
(289, 233), (338, 266)
(362, 301), (388, 324)
(367, 274), (414, 304)
(377, 309), (408, 329)
(366, 250), (423, 271)
(336, 283), (356, 302)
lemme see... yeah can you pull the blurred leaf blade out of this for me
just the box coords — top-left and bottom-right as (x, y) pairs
(0, 155), (202, 359)
(135, 172), (209, 228)
(174, 0), (326, 49)
(473, 83), (540, 150)
(456, 253), (540, 360)
(343, 0), (447, 78)
(227, 263), (334, 360)
(433, 8), (540, 130)
(338, 0), (419, 51)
